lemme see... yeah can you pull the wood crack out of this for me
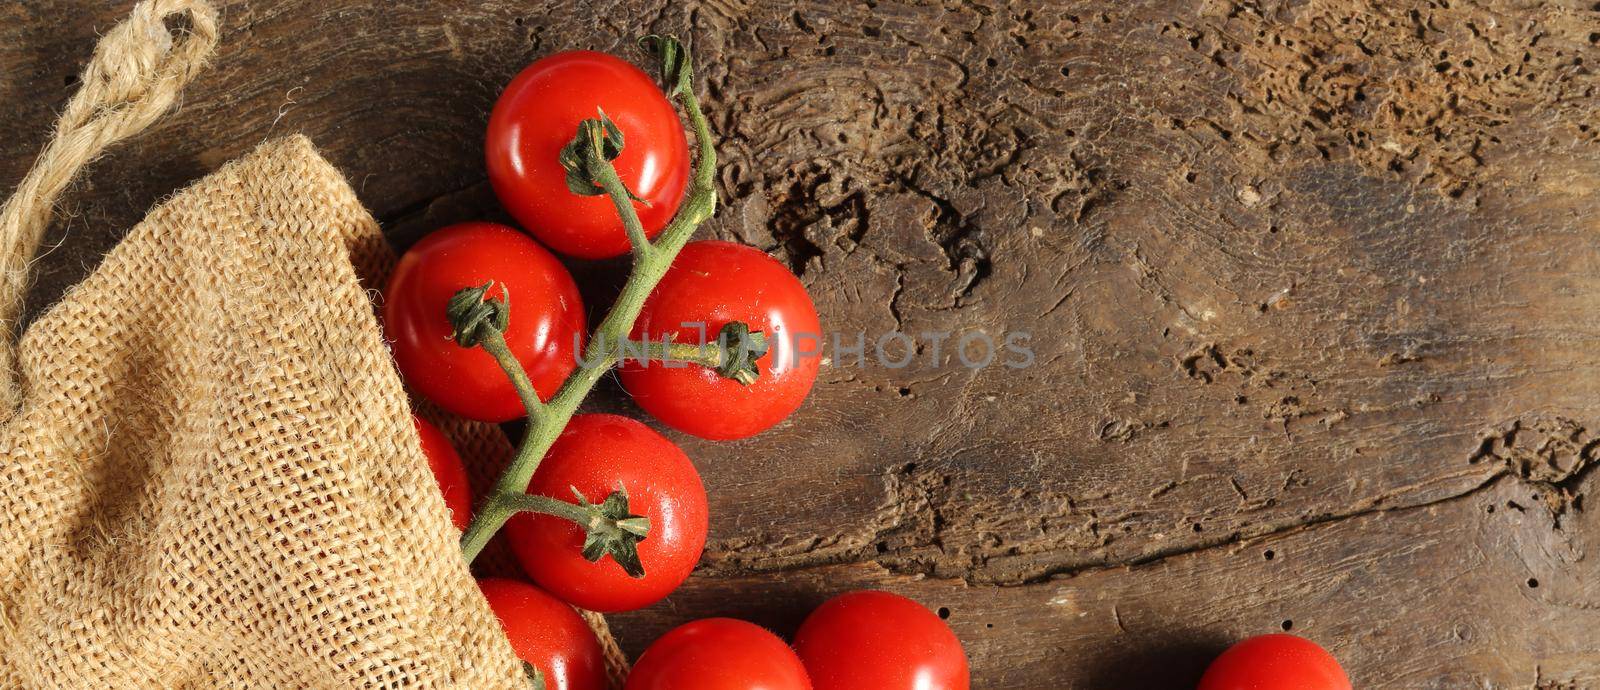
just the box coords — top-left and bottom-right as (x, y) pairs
(703, 465), (1522, 588)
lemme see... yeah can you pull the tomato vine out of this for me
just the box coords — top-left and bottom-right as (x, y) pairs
(450, 36), (738, 570)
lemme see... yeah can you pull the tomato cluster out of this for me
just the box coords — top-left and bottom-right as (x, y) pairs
(390, 41), (1346, 690)
(384, 46), (838, 685)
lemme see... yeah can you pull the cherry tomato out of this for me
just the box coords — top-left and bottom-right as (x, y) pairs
(487, 50), (690, 259)
(619, 241), (821, 440)
(478, 578), (606, 690)
(385, 222), (586, 423)
(412, 415), (472, 531)
(506, 414), (707, 612)
(792, 590), (968, 690)
(625, 618), (812, 690)
(1198, 634), (1351, 690)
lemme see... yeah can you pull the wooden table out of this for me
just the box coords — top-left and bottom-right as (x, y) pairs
(4, 1), (1598, 687)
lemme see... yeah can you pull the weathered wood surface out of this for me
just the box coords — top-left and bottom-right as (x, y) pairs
(4, 1), (1599, 687)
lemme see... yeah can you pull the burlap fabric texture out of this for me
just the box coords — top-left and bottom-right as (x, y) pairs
(0, 1), (626, 687)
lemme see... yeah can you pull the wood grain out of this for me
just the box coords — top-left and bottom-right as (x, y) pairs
(3, 1), (1597, 687)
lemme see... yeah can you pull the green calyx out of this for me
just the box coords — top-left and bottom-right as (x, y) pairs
(714, 321), (770, 385)
(573, 488), (651, 577)
(558, 110), (647, 204)
(447, 282), (509, 347)
(492, 490), (653, 578)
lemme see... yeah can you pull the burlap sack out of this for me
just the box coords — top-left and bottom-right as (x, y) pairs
(0, 1), (624, 687)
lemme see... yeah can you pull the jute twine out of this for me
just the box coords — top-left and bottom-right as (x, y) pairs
(0, 1), (629, 686)
(0, 0), (218, 414)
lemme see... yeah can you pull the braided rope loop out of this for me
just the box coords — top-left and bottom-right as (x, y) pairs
(0, 0), (218, 412)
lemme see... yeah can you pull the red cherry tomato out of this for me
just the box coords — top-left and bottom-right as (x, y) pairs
(625, 618), (812, 690)
(412, 415), (472, 531)
(487, 50), (690, 259)
(506, 414), (707, 612)
(619, 241), (821, 440)
(385, 222), (586, 422)
(1198, 634), (1351, 690)
(793, 590), (969, 690)
(478, 578), (606, 690)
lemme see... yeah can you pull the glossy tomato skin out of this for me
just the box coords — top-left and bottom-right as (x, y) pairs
(487, 50), (690, 259)
(478, 578), (606, 690)
(1197, 634), (1351, 690)
(619, 241), (822, 440)
(412, 415), (473, 531)
(793, 590), (968, 690)
(507, 414), (707, 612)
(385, 222), (585, 423)
(625, 618), (811, 690)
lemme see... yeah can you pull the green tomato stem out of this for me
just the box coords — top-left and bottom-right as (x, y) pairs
(589, 151), (655, 259)
(618, 337), (726, 368)
(478, 328), (545, 422)
(458, 46), (718, 564)
(501, 492), (594, 524)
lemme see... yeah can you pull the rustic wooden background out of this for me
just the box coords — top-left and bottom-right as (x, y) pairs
(4, 1), (1599, 687)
